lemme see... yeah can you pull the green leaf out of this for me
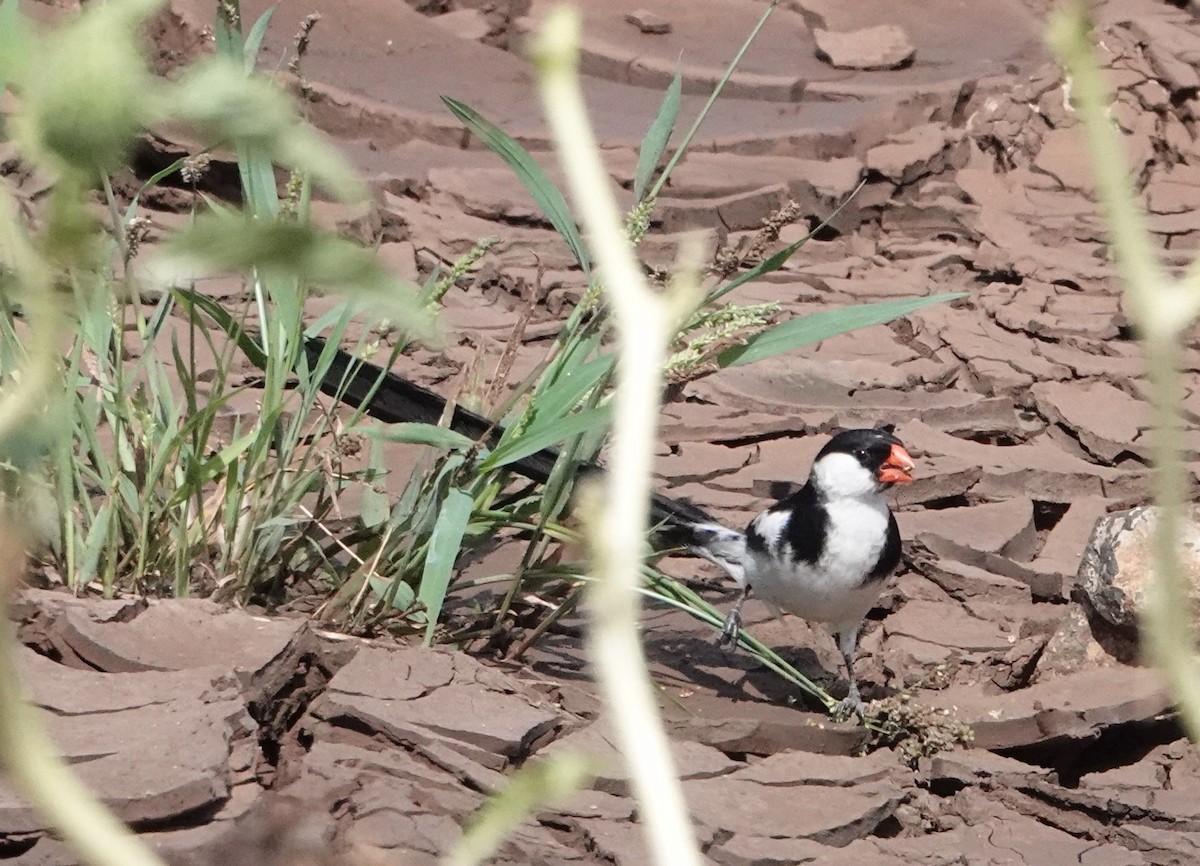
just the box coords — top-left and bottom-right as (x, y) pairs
(123, 156), (189, 223)
(527, 352), (614, 427)
(369, 576), (416, 611)
(361, 439), (389, 529)
(441, 96), (590, 275)
(242, 7), (275, 73)
(418, 486), (473, 645)
(361, 422), (475, 452)
(447, 754), (595, 866)
(480, 405), (611, 472)
(172, 288), (268, 369)
(634, 67), (681, 202)
(717, 293), (966, 368)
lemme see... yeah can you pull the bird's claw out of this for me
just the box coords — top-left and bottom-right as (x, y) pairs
(832, 690), (866, 723)
(717, 607), (742, 650)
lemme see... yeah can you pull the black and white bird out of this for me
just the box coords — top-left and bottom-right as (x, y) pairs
(660, 428), (916, 717)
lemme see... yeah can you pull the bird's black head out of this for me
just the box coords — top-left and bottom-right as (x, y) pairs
(812, 428), (916, 496)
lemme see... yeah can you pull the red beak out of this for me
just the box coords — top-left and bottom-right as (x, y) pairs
(877, 444), (915, 484)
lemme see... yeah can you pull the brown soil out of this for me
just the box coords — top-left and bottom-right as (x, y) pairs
(7, 0), (1200, 863)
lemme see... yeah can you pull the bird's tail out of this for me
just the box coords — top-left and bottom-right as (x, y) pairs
(654, 518), (748, 585)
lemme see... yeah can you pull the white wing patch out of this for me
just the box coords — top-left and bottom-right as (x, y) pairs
(748, 509), (790, 556)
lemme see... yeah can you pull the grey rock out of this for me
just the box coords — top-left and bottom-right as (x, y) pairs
(1076, 505), (1200, 657)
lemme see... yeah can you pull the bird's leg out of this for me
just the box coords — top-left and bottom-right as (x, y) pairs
(717, 584), (751, 650)
(832, 626), (866, 720)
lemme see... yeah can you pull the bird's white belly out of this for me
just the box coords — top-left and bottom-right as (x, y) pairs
(746, 498), (891, 628)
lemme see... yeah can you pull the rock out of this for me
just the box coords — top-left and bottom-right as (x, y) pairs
(308, 644), (563, 776)
(899, 498), (1038, 561)
(930, 665), (1171, 750)
(1076, 505), (1200, 660)
(624, 9), (671, 34)
(0, 649), (255, 832)
(684, 773), (904, 847)
(1038, 603), (1122, 677)
(918, 749), (1048, 790)
(430, 8), (491, 41)
(727, 748), (899, 787)
(889, 454), (981, 508)
(1031, 380), (1152, 463)
(866, 124), (951, 185)
(1027, 497), (1112, 588)
(540, 719), (738, 796)
(813, 25), (915, 71)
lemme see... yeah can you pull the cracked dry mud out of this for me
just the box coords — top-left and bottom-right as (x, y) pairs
(7, 0), (1200, 863)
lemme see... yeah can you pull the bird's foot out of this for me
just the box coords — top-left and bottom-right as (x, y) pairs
(716, 607), (742, 650)
(832, 690), (866, 723)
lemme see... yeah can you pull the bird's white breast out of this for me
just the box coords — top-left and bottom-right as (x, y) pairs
(746, 496), (891, 630)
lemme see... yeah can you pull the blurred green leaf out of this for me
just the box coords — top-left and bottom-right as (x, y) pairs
(481, 405), (611, 471)
(361, 422), (475, 452)
(19, 0), (163, 172)
(172, 58), (363, 202)
(634, 68), (681, 203)
(718, 293), (966, 368)
(158, 214), (430, 331)
(441, 96), (590, 275)
(447, 753), (595, 866)
(0, 0), (32, 100)
(418, 486), (473, 645)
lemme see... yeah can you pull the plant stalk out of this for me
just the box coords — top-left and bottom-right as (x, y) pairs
(1048, 0), (1200, 741)
(532, 8), (703, 865)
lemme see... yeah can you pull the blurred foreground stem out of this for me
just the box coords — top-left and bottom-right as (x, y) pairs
(1048, 1), (1200, 743)
(532, 8), (703, 865)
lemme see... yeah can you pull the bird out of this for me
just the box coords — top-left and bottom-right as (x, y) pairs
(659, 428), (916, 718)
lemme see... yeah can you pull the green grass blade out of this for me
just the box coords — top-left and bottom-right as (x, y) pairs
(122, 157), (188, 223)
(717, 293), (966, 368)
(361, 439), (389, 529)
(172, 288), (268, 368)
(479, 405), (611, 472)
(361, 422), (475, 452)
(418, 486), (473, 646)
(634, 67), (682, 203)
(242, 7), (275, 73)
(441, 96), (590, 275)
(527, 352), (614, 425)
(647, 0), (781, 201)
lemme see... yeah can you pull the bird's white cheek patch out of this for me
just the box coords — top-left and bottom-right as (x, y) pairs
(813, 453), (878, 498)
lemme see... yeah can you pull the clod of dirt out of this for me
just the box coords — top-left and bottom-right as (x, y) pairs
(623, 9), (671, 34)
(813, 24), (916, 71)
